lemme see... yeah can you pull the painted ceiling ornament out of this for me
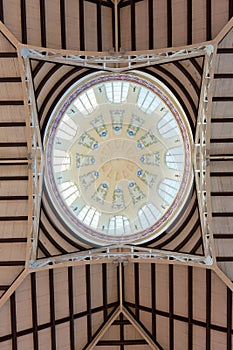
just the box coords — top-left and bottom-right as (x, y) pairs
(78, 132), (98, 150)
(137, 130), (158, 149)
(79, 171), (99, 189)
(112, 188), (125, 211)
(128, 181), (146, 205)
(127, 114), (144, 137)
(111, 110), (124, 134)
(140, 152), (160, 166)
(90, 114), (108, 138)
(137, 169), (157, 188)
(76, 153), (95, 168)
(44, 71), (193, 245)
(92, 183), (109, 205)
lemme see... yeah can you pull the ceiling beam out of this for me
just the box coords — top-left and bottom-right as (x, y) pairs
(60, 0), (66, 49)
(130, 0), (136, 50)
(86, 264), (92, 342)
(206, 0), (212, 41)
(39, 0), (46, 47)
(97, 0), (102, 51)
(227, 287), (232, 350)
(0, 0), (3, 21)
(148, 0), (153, 49)
(102, 264), (108, 319)
(10, 293), (17, 350)
(122, 306), (162, 350)
(49, 269), (56, 350)
(188, 266), (193, 350)
(134, 262), (139, 320)
(68, 267), (75, 350)
(169, 265), (174, 350)
(20, 0), (27, 44)
(167, 0), (172, 47)
(206, 269), (211, 350)
(31, 272), (39, 350)
(187, 0), (192, 44)
(20, 43), (209, 72)
(151, 263), (156, 340)
(84, 307), (121, 350)
(79, 0), (85, 50)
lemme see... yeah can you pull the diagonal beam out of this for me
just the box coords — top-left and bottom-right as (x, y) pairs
(0, 21), (19, 47)
(122, 306), (162, 350)
(86, 262), (161, 349)
(84, 307), (121, 350)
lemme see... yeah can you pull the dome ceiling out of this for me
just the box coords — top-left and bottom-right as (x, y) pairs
(44, 73), (193, 244)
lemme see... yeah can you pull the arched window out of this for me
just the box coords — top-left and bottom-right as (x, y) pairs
(53, 150), (71, 172)
(73, 87), (97, 114)
(58, 181), (79, 206)
(165, 147), (184, 170)
(158, 178), (179, 204)
(137, 87), (160, 113)
(158, 112), (179, 138)
(105, 81), (129, 103)
(77, 205), (100, 229)
(56, 114), (78, 140)
(108, 215), (131, 235)
(138, 203), (161, 228)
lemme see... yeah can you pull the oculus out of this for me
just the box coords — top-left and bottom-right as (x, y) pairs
(44, 72), (193, 245)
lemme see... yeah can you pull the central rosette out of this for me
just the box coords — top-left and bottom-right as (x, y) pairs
(79, 138), (151, 213)
(73, 132), (153, 215)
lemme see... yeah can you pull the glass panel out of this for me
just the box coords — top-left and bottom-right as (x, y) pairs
(158, 178), (179, 204)
(78, 205), (90, 220)
(166, 147), (184, 170)
(158, 112), (179, 138)
(105, 81), (129, 103)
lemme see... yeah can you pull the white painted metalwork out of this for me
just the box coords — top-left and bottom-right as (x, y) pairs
(194, 44), (215, 264)
(29, 244), (212, 269)
(20, 45), (211, 72)
(20, 43), (214, 269)
(23, 57), (44, 261)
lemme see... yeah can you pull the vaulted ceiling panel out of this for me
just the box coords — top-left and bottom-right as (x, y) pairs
(0, 0), (232, 54)
(212, 0), (230, 38)
(156, 314), (169, 349)
(134, 0), (149, 50)
(209, 24), (233, 282)
(119, 0), (232, 51)
(123, 263), (233, 349)
(84, 1), (98, 51)
(0, 0), (114, 51)
(0, 263), (119, 350)
(0, 26), (28, 302)
(74, 317), (88, 350)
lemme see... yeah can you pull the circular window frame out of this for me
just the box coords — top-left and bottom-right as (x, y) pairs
(43, 71), (193, 245)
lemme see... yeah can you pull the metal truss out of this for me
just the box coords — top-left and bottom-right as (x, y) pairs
(20, 42), (215, 270)
(194, 44), (216, 263)
(20, 44), (211, 71)
(29, 244), (213, 270)
(23, 57), (44, 262)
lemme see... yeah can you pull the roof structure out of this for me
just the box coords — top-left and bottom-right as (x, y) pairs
(0, 1), (232, 349)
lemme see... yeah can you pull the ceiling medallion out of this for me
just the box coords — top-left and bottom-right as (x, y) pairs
(44, 71), (193, 245)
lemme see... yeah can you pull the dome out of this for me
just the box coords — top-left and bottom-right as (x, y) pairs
(44, 72), (193, 245)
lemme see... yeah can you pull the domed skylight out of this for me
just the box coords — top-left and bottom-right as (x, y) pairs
(44, 72), (193, 245)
